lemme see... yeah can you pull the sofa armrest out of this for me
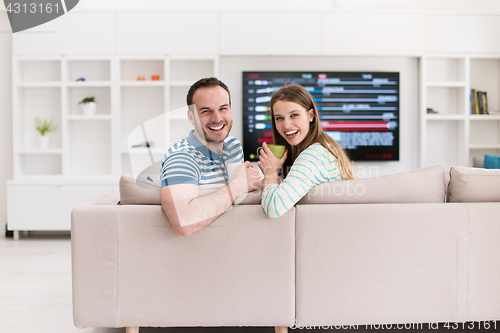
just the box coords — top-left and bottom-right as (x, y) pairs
(71, 196), (120, 328)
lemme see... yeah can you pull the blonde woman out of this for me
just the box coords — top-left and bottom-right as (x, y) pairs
(258, 84), (356, 218)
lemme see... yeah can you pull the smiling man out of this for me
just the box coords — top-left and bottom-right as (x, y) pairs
(160, 77), (261, 236)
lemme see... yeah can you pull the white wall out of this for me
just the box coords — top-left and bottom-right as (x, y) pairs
(75, 0), (500, 12)
(220, 56), (418, 177)
(0, 11), (13, 228)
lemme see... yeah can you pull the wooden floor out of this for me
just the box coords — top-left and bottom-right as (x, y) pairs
(0, 231), (493, 333)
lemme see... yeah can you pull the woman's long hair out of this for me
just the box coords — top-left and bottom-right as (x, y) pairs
(270, 84), (356, 180)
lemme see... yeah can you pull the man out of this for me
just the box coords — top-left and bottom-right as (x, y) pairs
(160, 77), (261, 236)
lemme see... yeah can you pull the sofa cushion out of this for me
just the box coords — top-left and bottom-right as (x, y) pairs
(119, 172), (262, 205)
(447, 166), (500, 202)
(120, 172), (161, 205)
(484, 154), (500, 169)
(298, 164), (446, 204)
(472, 156), (484, 168)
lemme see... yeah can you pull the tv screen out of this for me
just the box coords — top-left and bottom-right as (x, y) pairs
(242, 71), (400, 161)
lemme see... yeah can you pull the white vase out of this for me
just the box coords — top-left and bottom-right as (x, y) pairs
(38, 135), (50, 149)
(82, 102), (97, 116)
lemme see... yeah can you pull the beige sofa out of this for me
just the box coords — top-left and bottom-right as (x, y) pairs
(71, 165), (500, 332)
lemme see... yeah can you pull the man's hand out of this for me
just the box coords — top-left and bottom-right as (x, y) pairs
(231, 161), (261, 195)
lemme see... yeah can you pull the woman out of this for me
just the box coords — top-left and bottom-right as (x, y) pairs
(258, 84), (356, 218)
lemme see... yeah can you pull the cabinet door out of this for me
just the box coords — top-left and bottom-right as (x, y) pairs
(116, 12), (218, 55)
(322, 12), (424, 56)
(13, 12), (115, 55)
(427, 14), (500, 53)
(219, 12), (322, 55)
(7, 184), (114, 231)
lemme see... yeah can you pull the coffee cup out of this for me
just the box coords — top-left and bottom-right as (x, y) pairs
(257, 144), (286, 159)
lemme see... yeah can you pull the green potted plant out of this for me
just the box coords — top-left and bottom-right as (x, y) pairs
(34, 117), (58, 149)
(79, 97), (97, 116)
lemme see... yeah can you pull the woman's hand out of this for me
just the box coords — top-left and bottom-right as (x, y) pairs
(257, 142), (288, 178)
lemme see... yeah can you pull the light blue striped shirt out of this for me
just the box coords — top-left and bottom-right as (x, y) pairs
(161, 130), (243, 189)
(261, 143), (341, 218)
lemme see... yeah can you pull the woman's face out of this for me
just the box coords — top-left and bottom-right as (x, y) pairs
(272, 100), (314, 146)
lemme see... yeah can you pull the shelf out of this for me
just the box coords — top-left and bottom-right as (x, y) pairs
(426, 81), (466, 88)
(469, 115), (500, 120)
(18, 82), (62, 87)
(20, 154), (62, 176)
(13, 55), (217, 179)
(67, 115), (112, 121)
(19, 149), (63, 154)
(469, 144), (500, 149)
(120, 81), (165, 87)
(425, 114), (467, 120)
(66, 81), (112, 87)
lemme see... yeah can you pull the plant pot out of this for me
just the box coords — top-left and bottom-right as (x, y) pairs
(38, 135), (50, 149)
(81, 102), (97, 116)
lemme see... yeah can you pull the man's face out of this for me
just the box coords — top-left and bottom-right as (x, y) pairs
(188, 86), (233, 143)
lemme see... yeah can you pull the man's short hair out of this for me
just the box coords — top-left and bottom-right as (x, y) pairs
(186, 77), (231, 111)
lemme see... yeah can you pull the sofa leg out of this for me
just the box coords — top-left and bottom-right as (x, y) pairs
(275, 327), (288, 333)
(126, 327), (139, 333)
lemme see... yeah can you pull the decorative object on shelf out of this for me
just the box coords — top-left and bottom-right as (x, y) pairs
(484, 154), (500, 169)
(470, 89), (489, 115)
(76, 77), (86, 81)
(151, 75), (160, 81)
(426, 107), (438, 114)
(34, 117), (57, 150)
(78, 97), (97, 116)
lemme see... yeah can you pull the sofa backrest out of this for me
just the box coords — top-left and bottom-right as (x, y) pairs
(298, 164), (446, 204)
(447, 166), (500, 203)
(119, 164), (448, 205)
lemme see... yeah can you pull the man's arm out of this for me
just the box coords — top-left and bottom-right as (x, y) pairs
(161, 161), (260, 236)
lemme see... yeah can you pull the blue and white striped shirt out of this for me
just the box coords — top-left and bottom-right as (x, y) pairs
(261, 143), (341, 218)
(161, 130), (244, 190)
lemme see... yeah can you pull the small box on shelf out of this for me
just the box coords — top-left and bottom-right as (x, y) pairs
(120, 59), (164, 82)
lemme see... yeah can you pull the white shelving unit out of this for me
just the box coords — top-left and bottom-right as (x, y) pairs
(8, 55), (218, 237)
(419, 54), (500, 168)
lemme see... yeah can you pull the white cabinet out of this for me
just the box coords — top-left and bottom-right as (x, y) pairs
(9, 55), (218, 233)
(7, 183), (115, 231)
(419, 55), (500, 168)
(115, 12), (219, 55)
(219, 12), (322, 55)
(322, 12), (425, 56)
(13, 12), (115, 55)
(427, 15), (500, 53)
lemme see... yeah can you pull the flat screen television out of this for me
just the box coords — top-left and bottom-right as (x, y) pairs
(242, 71), (400, 161)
